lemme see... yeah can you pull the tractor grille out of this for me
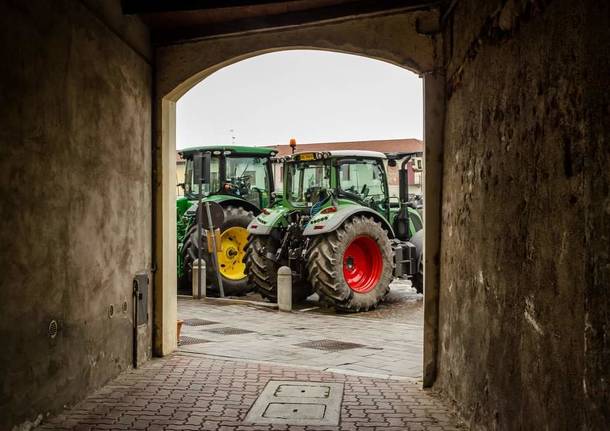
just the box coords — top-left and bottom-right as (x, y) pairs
(294, 339), (366, 352)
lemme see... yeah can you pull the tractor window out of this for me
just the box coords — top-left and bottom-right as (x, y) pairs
(338, 160), (387, 204)
(287, 161), (331, 207)
(184, 156), (220, 197)
(224, 157), (269, 205)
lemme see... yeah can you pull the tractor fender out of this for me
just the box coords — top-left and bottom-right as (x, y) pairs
(186, 198), (260, 223)
(303, 206), (395, 237)
(247, 207), (287, 235)
(217, 198), (260, 215)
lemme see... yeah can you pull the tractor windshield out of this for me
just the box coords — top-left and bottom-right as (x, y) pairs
(184, 155), (270, 207)
(337, 159), (387, 201)
(224, 156), (269, 204)
(287, 160), (332, 207)
(337, 159), (389, 216)
(184, 156), (221, 197)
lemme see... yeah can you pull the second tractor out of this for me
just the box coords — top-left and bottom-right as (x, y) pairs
(244, 150), (423, 312)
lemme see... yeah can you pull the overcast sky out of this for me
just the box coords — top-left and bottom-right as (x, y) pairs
(176, 50), (422, 149)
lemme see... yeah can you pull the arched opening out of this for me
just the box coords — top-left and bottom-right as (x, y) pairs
(155, 42), (444, 388)
(173, 49), (426, 379)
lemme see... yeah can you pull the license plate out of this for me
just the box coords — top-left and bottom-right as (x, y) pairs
(299, 153), (315, 161)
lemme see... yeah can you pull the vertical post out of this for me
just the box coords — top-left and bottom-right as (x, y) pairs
(205, 201), (225, 297)
(197, 163), (204, 303)
(422, 72), (445, 388)
(277, 266), (292, 312)
(154, 98), (178, 357)
(191, 259), (206, 299)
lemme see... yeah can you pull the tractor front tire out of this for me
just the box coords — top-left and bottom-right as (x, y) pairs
(245, 236), (279, 302)
(245, 235), (312, 303)
(180, 206), (253, 296)
(307, 216), (393, 312)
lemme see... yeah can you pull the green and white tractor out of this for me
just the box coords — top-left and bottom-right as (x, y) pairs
(177, 145), (277, 295)
(244, 150), (424, 312)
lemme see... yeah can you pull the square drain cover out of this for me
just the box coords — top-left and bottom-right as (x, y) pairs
(183, 318), (218, 326)
(275, 384), (330, 398)
(246, 381), (343, 426)
(264, 403), (326, 420)
(204, 327), (254, 335)
(295, 339), (365, 351)
(179, 336), (211, 346)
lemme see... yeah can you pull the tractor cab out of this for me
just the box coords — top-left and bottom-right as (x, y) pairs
(281, 150), (421, 236)
(180, 146), (276, 211)
(284, 150), (389, 214)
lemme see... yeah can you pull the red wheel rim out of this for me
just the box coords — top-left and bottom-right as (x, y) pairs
(342, 235), (383, 293)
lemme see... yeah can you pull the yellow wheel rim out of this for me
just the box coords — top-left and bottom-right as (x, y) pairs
(217, 226), (248, 281)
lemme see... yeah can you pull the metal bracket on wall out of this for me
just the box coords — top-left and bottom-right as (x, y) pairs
(132, 271), (149, 368)
(133, 272), (149, 326)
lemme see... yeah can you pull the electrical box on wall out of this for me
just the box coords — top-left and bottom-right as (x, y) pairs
(133, 272), (148, 326)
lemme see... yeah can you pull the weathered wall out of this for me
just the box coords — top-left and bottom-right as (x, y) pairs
(0, 1), (152, 429)
(437, 0), (608, 429)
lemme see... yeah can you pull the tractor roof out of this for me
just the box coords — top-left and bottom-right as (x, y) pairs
(180, 145), (277, 158)
(291, 150), (387, 160)
(326, 150), (386, 159)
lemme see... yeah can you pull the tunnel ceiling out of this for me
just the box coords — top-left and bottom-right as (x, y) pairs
(121, 0), (445, 44)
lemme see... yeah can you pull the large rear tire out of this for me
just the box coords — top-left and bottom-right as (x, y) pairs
(245, 235), (312, 303)
(307, 216), (393, 312)
(180, 206), (254, 296)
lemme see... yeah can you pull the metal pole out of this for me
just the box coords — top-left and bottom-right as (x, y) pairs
(197, 167), (203, 300)
(132, 281), (138, 368)
(205, 201), (225, 297)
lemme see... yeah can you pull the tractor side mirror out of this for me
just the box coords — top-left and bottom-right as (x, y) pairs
(193, 153), (211, 185)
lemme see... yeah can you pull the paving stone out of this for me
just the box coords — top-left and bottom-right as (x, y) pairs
(35, 355), (464, 431)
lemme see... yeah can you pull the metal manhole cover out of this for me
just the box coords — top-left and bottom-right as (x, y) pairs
(246, 381), (343, 426)
(294, 339), (365, 351)
(179, 336), (211, 346)
(183, 318), (218, 326)
(204, 327), (254, 335)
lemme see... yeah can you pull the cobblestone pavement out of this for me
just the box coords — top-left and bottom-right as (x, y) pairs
(37, 354), (464, 431)
(178, 282), (423, 380)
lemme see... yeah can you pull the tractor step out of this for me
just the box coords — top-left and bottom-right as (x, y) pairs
(392, 240), (417, 278)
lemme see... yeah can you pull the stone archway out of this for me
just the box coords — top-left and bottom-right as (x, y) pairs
(153, 10), (445, 387)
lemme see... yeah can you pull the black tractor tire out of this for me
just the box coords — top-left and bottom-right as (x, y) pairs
(244, 235), (312, 303)
(307, 215), (393, 312)
(180, 205), (254, 296)
(409, 229), (424, 294)
(412, 266), (423, 294)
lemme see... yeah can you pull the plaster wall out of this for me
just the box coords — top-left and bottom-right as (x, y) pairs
(0, 1), (152, 429)
(437, 0), (608, 428)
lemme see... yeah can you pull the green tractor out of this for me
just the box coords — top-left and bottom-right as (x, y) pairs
(177, 145), (277, 295)
(244, 150), (424, 312)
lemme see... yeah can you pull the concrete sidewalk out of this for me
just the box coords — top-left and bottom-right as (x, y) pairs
(177, 286), (423, 380)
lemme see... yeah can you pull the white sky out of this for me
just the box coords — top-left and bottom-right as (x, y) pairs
(176, 50), (422, 149)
